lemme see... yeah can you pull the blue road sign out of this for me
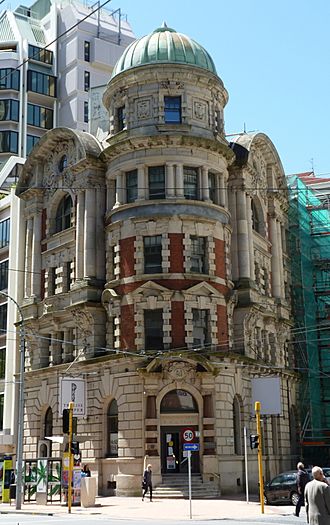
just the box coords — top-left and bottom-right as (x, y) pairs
(183, 442), (200, 451)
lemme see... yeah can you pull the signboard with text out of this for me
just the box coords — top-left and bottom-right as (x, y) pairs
(59, 377), (86, 416)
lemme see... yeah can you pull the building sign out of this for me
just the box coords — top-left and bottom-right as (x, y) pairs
(59, 377), (86, 416)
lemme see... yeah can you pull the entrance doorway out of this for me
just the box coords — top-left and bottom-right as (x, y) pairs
(160, 426), (199, 474)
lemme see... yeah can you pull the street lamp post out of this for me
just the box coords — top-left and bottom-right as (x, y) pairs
(0, 291), (25, 510)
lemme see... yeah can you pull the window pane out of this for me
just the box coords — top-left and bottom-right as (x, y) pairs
(84, 71), (90, 91)
(0, 260), (8, 290)
(0, 303), (7, 331)
(84, 101), (89, 123)
(148, 166), (165, 199)
(160, 390), (198, 413)
(0, 219), (10, 248)
(0, 393), (3, 431)
(144, 235), (162, 273)
(184, 166), (198, 199)
(0, 348), (5, 379)
(55, 195), (72, 232)
(117, 106), (125, 131)
(164, 96), (181, 123)
(209, 172), (217, 203)
(190, 235), (206, 273)
(126, 169), (137, 203)
(192, 308), (209, 346)
(84, 41), (90, 62)
(144, 310), (163, 350)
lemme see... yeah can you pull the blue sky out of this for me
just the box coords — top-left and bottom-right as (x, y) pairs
(113, 0), (330, 177)
(5, 0), (329, 176)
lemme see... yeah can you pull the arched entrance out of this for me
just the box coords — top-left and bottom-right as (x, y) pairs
(160, 389), (199, 474)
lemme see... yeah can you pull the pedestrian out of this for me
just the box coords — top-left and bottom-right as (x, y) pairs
(81, 464), (91, 477)
(295, 461), (309, 517)
(305, 466), (330, 524)
(142, 463), (153, 502)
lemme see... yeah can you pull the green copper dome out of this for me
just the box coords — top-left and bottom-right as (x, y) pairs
(111, 23), (217, 78)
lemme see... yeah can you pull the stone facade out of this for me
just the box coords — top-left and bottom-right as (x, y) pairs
(15, 26), (297, 496)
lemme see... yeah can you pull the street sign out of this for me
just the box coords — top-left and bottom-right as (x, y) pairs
(183, 443), (200, 451)
(59, 377), (86, 416)
(182, 428), (195, 443)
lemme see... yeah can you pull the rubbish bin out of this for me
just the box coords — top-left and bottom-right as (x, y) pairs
(80, 477), (96, 508)
(9, 484), (16, 501)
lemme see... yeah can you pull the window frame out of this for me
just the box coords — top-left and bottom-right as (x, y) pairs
(144, 235), (162, 274)
(190, 235), (207, 274)
(0, 68), (20, 90)
(0, 99), (19, 122)
(117, 106), (126, 131)
(0, 302), (7, 332)
(0, 347), (5, 379)
(192, 308), (210, 347)
(148, 166), (165, 200)
(0, 219), (10, 248)
(27, 70), (56, 97)
(55, 194), (72, 233)
(84, 41), (91, 62)
(84, 71), (90, 92)
(164, 96), (181, 123)
(27, 103), (53, 129)
(0, 131), (18, 153)
(0, 259), (8, 290)
(107, 399), (118, 457)
(144, 309), (164, 350)
(184, 166), (199, 200)
(126, 169), (138, 203)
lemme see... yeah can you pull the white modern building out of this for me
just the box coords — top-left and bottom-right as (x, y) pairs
(0, 0), (135, 455)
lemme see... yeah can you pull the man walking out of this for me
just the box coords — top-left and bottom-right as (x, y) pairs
(142, 464), (153, 502)
(305, 466), (330, 524)
(295, 462), (309, 517)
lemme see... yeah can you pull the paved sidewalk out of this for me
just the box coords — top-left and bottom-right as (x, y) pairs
(0, 495), (295, 520)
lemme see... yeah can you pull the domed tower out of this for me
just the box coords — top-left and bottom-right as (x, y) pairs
(102, 23), (234, 355)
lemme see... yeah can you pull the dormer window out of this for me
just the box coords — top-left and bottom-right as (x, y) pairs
(164, 96), (181, 123)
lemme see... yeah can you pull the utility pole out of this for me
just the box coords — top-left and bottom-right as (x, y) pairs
(68, 401), (74, 513)
(255, 401), (264, 514)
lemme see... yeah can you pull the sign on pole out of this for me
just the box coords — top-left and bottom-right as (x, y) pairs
(182, 428), (195, 443)
(183, 443), (200, 452)
(60, 377), (86, 416)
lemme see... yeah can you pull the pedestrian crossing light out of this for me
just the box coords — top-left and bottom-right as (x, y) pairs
(250, 434), (259, 449)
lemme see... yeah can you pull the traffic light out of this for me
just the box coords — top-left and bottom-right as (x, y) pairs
(63, 409), (69, 434)
(70, 441), (79, 455)
(62, 409), (77, 434)
(250, 434), (259, 449)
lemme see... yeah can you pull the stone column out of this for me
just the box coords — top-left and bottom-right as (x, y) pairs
(276, 219), (285, 298)
(270, 216), (281, 298)
(84, 188), (96, 278)
(219, 173), (226, 207)
(137, 165), (146, 200)
(107, 177), (116, 211)
(236, 190), (250, 279)
(202, 166), (209, 200)
(63, 328), (73, 363)
(246, 194), (255, 281)
(115, 172), (124, 206)
(31, 213), (41, 297)
(166, 163), (175, 198)
(96, 187), (106, 280)
(175, 164), (184, 198)
(228, 188), (238, 281)
(50, 332), (61, 366)
(24, 217), (33, 298)
(76, 191), (85, 280)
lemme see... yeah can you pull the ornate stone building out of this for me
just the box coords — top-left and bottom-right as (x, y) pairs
(16, 24), (296, 495)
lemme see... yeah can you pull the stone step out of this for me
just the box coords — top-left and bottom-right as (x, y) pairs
(153, 475), (220, 499)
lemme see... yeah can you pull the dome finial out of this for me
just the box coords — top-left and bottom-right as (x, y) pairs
(161, 21), (168, 28)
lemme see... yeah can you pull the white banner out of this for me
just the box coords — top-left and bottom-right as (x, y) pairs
(59, 377), (86, 416)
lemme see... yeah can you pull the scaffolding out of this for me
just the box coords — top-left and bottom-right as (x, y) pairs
(288, 175), (330, 462)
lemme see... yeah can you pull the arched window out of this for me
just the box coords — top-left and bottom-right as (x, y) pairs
(233, 395), (242, 455)
(251, 200), (261, 233)
(107, 399), (118, 457)
(160, 389), (198, 413)
(55, 194), (72, 233)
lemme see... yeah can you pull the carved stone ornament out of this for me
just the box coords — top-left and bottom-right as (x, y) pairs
(43, 139), (78, 190)
(163, 361), (196, 384)
(72, 309), (94, 343)
(137, 98), (151, 119)
(193, 100), (206, 120)
(250, 150), (267, 199)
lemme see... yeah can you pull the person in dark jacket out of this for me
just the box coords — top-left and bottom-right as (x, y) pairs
(142, 464), (153, 502)
(295, 461), (310, 517)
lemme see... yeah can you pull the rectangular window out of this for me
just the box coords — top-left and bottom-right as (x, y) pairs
(0, 131), (18, 153)
(27, 70), (56, 97)
(84, 41), (91, 62)
(148, 166), (165, 199)
(84, 101), (89, 123)
(28, 44), (53, 65)
(208, 172), (217, 204)
(144, 310), (163, 350)
(0, 260), (8, 290)
(0, 303), (7, 332)
(126, 169), (137, 203)
(117, 106), (125, 131)
(184, 166), (198, 200)
(0, 347), (5, 379)
(192, 309), (209, 347)
(27, 104), (53, 129)
(84, 71), (90, 91)
(66, 261), (72, 292)
(144, 235), (162, 274)
(0, 68), (20, 90)
(164, 96), (181, 123)
(190, 235), (207, 273)
(0, 393), (3, 431)
(0, 219), (10, 248)
(27, 135), (39, 155)
(0, 100), (19, 122)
